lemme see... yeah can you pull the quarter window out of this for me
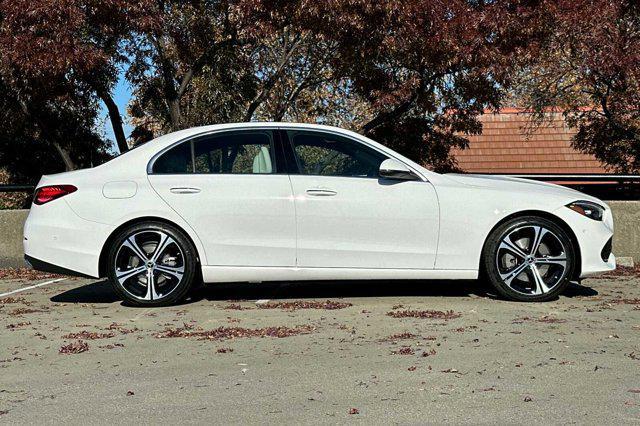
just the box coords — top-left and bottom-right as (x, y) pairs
(288, 131), (387, 178)
(152, 141), (193, 174)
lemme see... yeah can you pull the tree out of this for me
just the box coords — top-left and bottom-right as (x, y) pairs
(512, 0), (640, 173)
(129, 0), (543, 170)
(0, 0), (149, 157)
(126, 0), (248, 137)
(259, 0), (544, 170)
(0, 74), (111, 183)
(126, 0), (348, 143)
(2, 0), (574, 175)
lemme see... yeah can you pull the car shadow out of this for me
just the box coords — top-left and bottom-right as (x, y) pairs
(191, 279), (493, 303)
(562, 281), (599, 298)
(50, 278), (598, 305)
(50, 280), (121, 304)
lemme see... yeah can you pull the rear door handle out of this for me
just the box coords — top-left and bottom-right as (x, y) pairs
(306, 188), (337, 197)
(170, 187), (201, 194)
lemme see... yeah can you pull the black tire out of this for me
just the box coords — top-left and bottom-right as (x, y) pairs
(482, 216), (575, 302)
(107, 221), (198, 307)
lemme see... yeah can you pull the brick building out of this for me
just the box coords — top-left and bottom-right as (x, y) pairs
(452, 108), (607, 174)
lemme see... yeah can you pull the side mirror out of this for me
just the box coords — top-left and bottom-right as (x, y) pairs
(379, 159), (420, 181)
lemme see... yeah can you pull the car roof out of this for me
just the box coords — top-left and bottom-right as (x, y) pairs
(127, 122), (369, 160)
(154, 122), (360, 142)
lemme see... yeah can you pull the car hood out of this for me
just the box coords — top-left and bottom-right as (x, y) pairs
(444, 173), (603, 204)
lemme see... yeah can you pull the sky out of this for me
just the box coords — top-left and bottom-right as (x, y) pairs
(100, 70), (134, 153)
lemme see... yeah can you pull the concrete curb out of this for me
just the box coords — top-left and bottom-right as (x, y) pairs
(0, 210), (28, 268)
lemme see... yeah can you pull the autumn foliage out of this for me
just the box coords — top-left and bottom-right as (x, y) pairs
(0, 0), (638, 179)
(512, 0), (640, 173)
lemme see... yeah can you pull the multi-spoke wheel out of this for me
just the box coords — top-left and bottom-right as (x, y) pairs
(483, 216), (575, 302)
(107, 222), (197, 306)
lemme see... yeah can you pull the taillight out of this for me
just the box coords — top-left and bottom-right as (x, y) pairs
(33, 185), (77, 205)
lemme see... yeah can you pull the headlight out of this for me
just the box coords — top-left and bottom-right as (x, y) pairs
(566, 201), (605, 221)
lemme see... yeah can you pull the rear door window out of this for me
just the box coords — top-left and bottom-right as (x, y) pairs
(193, 131), (275, 174)
(151, 130), (277, 174)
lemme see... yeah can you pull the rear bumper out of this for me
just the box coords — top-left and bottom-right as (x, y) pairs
(24, 255), (94, 278)
(23, 199), (113, 278)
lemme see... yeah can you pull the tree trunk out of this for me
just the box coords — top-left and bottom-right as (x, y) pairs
(99, 91), (129, 154)
(360, 92), (419, 135)
(53, 142), (76, 171)
(13, 92), (77, 171)
(168, 99), (182, 130)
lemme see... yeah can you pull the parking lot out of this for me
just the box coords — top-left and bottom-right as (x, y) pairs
(1, 269), (639, 424)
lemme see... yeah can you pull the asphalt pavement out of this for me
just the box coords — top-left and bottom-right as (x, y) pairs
(1, 272), (639, 424)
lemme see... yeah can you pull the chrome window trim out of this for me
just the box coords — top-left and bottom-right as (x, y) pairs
(146, 124), (428, 182)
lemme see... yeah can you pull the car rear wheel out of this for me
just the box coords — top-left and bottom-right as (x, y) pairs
(482, 216), (575, 302)
(107, 222), (197, 306)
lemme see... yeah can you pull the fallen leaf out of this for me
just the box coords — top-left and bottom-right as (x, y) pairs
(223, 304), (252, 310)
(59, 340), (89, 355)
(380, 332), (417, 342)
(62, 331), (115, 340)
(6, 322), (31, 329)
(391, 346), (414, 355)
(154, 325), (315, 341)
(422, 349), (437, 357)
(257, 300), (352, 311)
(387, 310), (461, 320)
(0, 268), (64, 281)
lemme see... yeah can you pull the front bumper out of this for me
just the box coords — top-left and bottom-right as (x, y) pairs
(554, 204), (616, 278)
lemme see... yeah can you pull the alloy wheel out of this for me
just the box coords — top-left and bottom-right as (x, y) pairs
(114, 230), (185, 301)
(495, 225), (568, 296)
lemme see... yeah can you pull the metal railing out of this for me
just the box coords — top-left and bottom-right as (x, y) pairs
(469, 173), (640, 200)
(1, 174), (640, 201)
(0, 184), (35, 209)
(0, 184), (35, 192)
(498, 174), (640, 183)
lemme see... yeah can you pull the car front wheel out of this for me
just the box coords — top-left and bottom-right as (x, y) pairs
(482, 216), (576, 302)
(107, 222), (197, 306)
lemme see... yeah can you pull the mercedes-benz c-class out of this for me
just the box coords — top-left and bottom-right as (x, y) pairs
(24, 123), (615, 306)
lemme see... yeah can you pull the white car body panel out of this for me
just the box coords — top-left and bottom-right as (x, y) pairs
(289, 175), (439, 268)
(433, 173), (615, 275)
(148, 174), (296, 267)
(201, 266), (477, 283)
(23, 197), (114, 277)
(23, 122), (615, 282)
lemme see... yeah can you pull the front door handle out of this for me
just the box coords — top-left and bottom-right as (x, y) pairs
(170, 187), (201, 194)
(306, 188), (337, 197)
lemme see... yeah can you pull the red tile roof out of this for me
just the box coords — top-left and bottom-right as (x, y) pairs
(452, 109), (607, 174)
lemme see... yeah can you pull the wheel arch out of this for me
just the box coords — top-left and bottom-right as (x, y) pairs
(480, 210), (582, 280)
(98, 216), (202, 278)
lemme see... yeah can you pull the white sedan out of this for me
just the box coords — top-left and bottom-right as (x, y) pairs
(24, 123), (615, 306)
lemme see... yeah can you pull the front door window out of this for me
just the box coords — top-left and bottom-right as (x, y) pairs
(287, 130), (386, 178)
